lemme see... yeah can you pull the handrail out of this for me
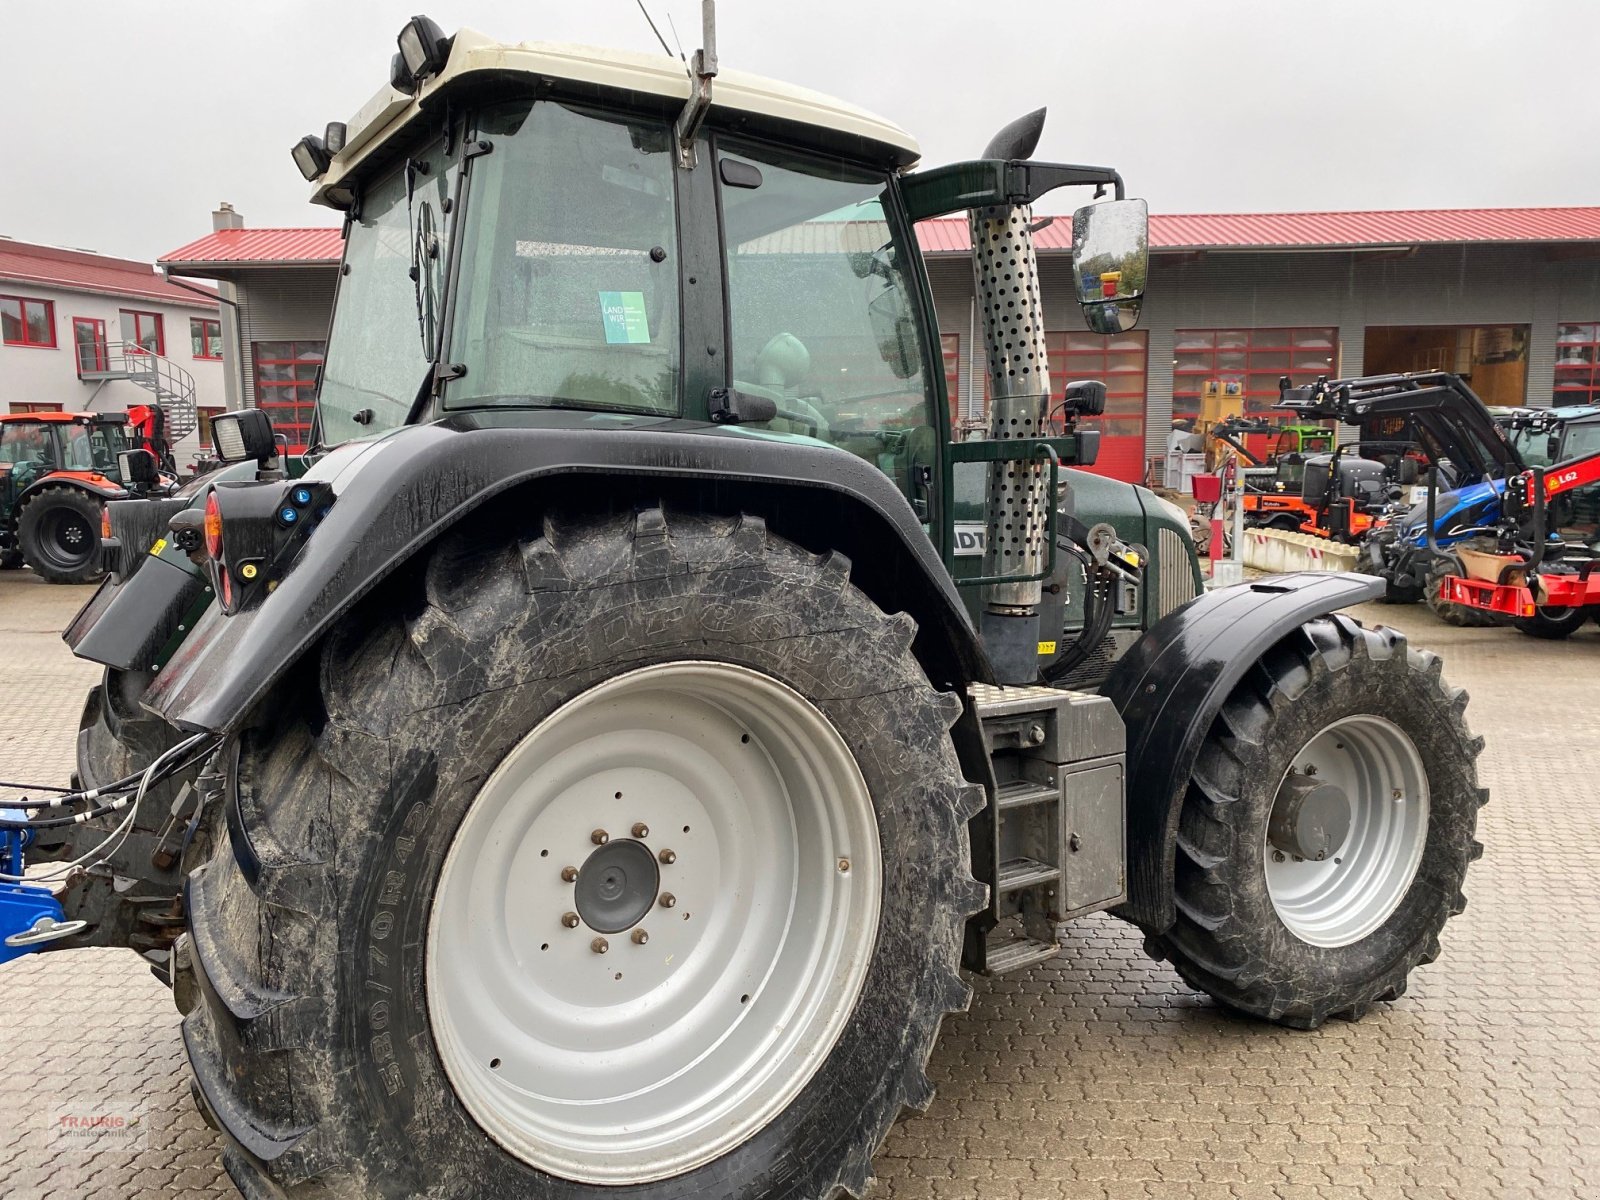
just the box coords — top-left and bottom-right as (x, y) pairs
(75, 340), (198, 440)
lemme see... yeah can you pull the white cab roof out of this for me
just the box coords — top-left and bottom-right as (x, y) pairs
(315, 29), (920, 204)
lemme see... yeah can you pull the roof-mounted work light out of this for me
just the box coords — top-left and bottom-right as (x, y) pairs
(324, 121), (348, 155)
(291, 134), (331, 181)
(397, 15), (450, 84)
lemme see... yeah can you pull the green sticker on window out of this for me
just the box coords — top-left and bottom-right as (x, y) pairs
(599, 291), (650, 344)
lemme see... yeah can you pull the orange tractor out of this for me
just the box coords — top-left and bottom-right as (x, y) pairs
(0, 411), (174, 583)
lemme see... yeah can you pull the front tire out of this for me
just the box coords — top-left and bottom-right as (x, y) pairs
(181, 507), (984, 1200)
(1147, 615), (1485, 1028)
(17, 486), (104, 583)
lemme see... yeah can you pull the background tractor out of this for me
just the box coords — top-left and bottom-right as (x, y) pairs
(0, 411), (172, 583)
(5, 14), (1484, 1200)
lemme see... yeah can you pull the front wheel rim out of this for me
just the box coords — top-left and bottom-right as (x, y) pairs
(1263, 714), (1429, 948)
(427, 660), (882, 1185)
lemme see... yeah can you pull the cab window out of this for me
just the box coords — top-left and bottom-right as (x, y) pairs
(716, 140), (937, 508)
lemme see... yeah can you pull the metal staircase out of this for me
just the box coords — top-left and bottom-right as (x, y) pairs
(77, 341), (199, 441)
(973, 683), (1129, 974)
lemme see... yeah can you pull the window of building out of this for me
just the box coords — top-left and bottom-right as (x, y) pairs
(1555, 323), (1600, 404)
(120, 309), (165, 355)
(191, 317), (223, 360)
(8, 402), (62, 413)
(1, 295), (56, 348)
(1172, 327), (1338, 418)
(72, 317), (107, 373)
(252, 341), (325, 452)
(195, 406), (225, 448)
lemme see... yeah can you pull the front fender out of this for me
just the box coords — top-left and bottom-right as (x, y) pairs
(1101, 571), (1385, 933)
(139, 415), (990, 732)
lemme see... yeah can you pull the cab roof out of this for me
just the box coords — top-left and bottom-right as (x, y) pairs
(314, 29), (920, 206)
(0, 411), (95, 424)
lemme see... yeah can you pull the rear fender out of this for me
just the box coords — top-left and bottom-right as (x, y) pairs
(1101, 571), (1385, 933)
(138, 419), (991, 732)
(18, 473), (127, 506)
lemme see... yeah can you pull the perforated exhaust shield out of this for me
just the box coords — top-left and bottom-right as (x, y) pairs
(970, 203), (1052, 614)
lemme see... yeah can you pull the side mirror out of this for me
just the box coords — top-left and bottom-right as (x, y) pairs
(1071, 198), (1149, 335)
(867, 287), (918, 381)
(210, 409), (278, 464)
(1548, 435), (1562, 460)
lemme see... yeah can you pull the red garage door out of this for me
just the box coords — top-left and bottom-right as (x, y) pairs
(1044, 329), (1148, 482)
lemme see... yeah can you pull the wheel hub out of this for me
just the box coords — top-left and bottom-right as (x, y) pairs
(1263, 715), (1429, 948)
(574, 839), (659, 934)
(1268, 774), (1352, 862)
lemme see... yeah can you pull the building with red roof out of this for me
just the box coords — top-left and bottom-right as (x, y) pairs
(1, 234), (226, 459)
(158, 204), (1600, 482)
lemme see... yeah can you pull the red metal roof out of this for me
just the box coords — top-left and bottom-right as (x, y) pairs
(151, 206), (1600, 270)
(917, 206), (1600, 255)
(0, 238), (216, 307)
(160, 227), (344, 269)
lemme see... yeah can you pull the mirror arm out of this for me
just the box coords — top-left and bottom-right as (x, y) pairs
(901, 159), (1124, 221)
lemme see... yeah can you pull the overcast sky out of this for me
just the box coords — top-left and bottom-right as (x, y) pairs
(5, 1), (1596, 263)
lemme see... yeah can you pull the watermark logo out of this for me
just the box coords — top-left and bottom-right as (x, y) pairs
(48, 1102), (148, 1152)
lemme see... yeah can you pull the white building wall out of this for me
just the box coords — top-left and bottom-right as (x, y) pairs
(0, 283), (226, 463)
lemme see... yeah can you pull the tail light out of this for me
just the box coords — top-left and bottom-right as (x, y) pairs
(204, 491), (224, 559)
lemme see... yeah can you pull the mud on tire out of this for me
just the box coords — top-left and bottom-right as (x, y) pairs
(180, 506), (985, 1200)
(1146, 615), (1486, 1029)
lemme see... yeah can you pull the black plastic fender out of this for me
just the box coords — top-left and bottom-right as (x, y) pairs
(139, 412), (992, 732)
(17, 473), (128, 507)
(1101, 571), (1385, 934)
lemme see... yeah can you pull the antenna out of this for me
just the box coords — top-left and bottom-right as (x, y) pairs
(634, 0), (674, 58)
(665, 11), (687, 62)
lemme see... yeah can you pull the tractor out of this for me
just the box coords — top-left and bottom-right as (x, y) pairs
(3, 15), (1484, 1200)
(0, 410), (172, 583)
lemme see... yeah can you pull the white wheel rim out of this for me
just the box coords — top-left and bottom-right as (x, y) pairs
(1263, 714), (1429, 948)
(427, 661), (881, 1184)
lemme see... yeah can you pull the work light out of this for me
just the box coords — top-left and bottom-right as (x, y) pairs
(397, 16), (449, 82)
(291, 134), (331, 182)
(210, 409), (277, 464)
(324, 122), (348, 155)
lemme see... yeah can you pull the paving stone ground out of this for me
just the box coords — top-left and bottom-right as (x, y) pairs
(0, 569), (1595, 1199)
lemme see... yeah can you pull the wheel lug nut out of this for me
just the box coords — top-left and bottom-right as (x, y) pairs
(560, 866), (578, 883)
(591, 829), (609, 845)
(659, 892), (676, 908)
(658, 848), (676, 865)
(631, 929), (649, 945)
(561, 912), (580, 929)
(632, 823), (650, 839)
(591, 937), (609, 954)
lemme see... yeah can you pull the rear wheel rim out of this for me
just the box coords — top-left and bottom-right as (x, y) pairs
(427, 660), (882, 1185)
(1263, 715), (1429, 948)
(39, 507), (93, 570)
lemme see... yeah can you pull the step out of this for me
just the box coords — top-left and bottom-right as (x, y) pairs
(985, 933), (1062, 974)
(996, 779), (1058, 811)
(996, 856), (1059, 894)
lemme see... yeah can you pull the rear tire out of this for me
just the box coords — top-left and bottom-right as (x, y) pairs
(17, 486), (104, 583)
(1513, 604), (1592, 639)
(1147, 616), (1485, 1029)
(181, 507), (984, 1199)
